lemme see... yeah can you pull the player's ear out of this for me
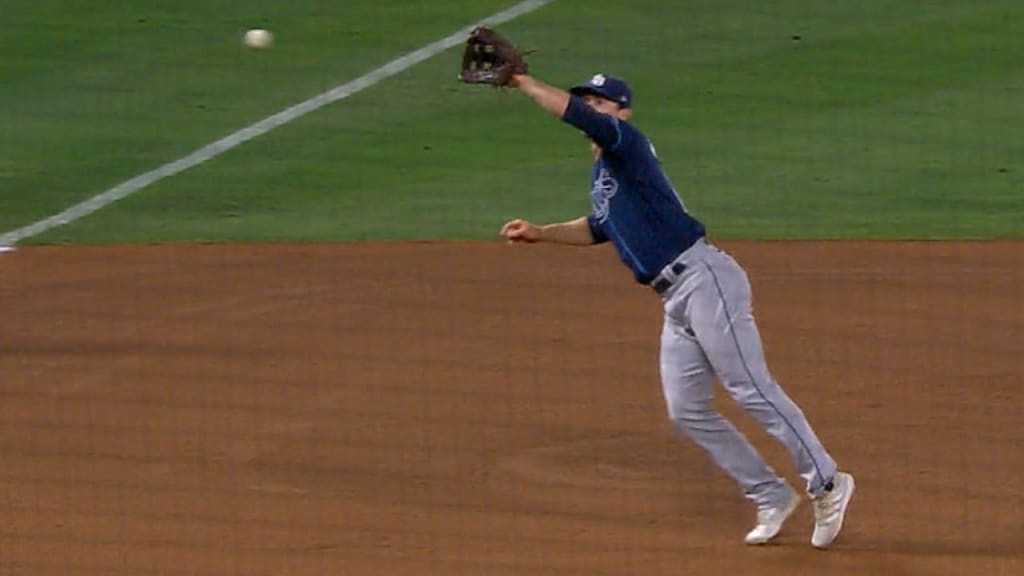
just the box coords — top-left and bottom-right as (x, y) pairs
(617, 107), (632, 121)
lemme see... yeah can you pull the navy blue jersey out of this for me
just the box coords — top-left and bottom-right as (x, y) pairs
(561, 96), (706, 284)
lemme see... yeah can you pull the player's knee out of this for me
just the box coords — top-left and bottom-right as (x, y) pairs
(667, 404), (716, 431)
(721, 377), (772, 407)
(730, 387), (762, 408)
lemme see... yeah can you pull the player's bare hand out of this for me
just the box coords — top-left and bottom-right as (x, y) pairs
(500, 219), (542, 243)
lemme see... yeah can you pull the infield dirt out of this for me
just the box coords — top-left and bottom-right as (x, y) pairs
(1, 241), (1021, 575)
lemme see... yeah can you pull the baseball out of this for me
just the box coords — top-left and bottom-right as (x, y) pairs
(243, 28), (273, 49)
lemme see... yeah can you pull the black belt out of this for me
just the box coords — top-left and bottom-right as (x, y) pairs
(651, 261), (687, 295)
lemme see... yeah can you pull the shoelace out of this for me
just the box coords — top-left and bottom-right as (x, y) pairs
(813, 488), (843, 524)
(756, 508), (778, 524)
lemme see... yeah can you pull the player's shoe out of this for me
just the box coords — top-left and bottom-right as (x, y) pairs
(811, 471), (855, 549)
(744, 488), (800, 545)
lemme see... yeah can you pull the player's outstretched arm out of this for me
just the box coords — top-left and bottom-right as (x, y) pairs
(501, 217), (595, 245)
(510, 74), (570, 118)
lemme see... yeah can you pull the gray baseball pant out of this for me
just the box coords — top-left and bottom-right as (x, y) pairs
(656, 239), (837, 509)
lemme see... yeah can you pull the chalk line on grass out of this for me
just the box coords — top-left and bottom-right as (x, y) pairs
(0, 0), (553, 250)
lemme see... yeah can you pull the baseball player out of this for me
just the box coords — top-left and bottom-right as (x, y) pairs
(459, 28), (854, 547)
(500, 70), (856, 547)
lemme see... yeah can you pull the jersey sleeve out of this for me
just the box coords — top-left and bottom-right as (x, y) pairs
(561, 95), (634, 152)
(586, 213), (609, 244)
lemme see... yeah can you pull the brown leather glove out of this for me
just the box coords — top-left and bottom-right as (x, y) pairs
(459, 26), (529, 86)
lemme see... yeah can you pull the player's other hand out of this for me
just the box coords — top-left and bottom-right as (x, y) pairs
(500, 219), (541, 243)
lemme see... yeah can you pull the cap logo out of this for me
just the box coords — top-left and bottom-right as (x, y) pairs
(590, 74), (606, 86)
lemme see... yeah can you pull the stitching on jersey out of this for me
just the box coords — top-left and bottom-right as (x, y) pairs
(606, 217), (648, 278)
(609, 117), (623, 151)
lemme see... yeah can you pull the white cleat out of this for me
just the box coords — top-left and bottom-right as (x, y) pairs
(745, 489), (801, 545)
(811, 472), (855, 549)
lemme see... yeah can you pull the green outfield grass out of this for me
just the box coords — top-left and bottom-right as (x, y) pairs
(2, 0), (1022, 243)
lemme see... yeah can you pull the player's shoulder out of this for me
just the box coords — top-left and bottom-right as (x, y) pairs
(614, 116), (648, 138)
(615, 120), (654, 152)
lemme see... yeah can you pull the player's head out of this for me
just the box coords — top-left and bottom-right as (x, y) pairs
(570, 73), (633, 119)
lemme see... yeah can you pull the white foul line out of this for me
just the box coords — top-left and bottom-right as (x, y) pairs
(0, 0), (554, 250)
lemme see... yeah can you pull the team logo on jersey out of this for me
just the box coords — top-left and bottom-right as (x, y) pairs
(591, 168), (618, 222)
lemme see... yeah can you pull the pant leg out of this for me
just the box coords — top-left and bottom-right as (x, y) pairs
(688, 249), (837, 496)
(659, 314), (792, 509)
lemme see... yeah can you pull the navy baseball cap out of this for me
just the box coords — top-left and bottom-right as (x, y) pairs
(569, 73), (633, 109)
